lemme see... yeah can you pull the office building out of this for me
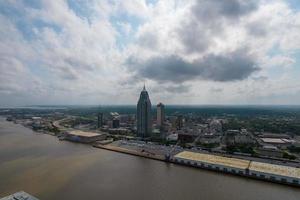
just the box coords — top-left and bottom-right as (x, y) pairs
(157, 102), (165, 128)
(176, 115), (183, 130)
(137, 85), (152, 138)
(97, 112), (103, 128)
(112, 118), (120, 128)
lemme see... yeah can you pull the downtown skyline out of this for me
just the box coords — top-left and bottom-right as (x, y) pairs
(1, 0), (300, 106)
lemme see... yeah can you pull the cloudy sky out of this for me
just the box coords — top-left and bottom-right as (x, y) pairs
(1, 0), (300, 106)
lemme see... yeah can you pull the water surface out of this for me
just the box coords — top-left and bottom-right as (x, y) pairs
(0, 118), (299, 200)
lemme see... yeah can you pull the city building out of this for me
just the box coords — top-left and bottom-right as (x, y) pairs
(137, 85), (152, 138)
(65, 130), (106, 143)
(225, 130), (240, 146)
(176, 115), (183, 130)
(256, 145), (284, 158)
(97, 112), (103, 128)
(209, 119), (222, 133)
(166, 133), (178, 141)
(157, 102), (165, 128)
(0, 191), (39, 200)
(173, 151), (300, 186)
(112, 118), (120, 128)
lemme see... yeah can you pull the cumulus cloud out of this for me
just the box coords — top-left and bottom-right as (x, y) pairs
(0, 0), (300, 106)
(178, 0), (258, 53)
(128, 48), (259, 83)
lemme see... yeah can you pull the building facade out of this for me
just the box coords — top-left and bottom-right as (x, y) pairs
(97, 112), (103, 128)
(157, 102), (165, 128)
(137, 85), (152, 138)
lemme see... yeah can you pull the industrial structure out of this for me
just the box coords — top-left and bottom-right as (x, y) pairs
(65, 130), (106, 143)
(173, 151), (300, 186)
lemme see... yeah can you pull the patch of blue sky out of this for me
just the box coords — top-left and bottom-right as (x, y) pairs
(265, 44), (300, 79)
(22, 0), (42, 9)
(27, 61), (48, 78)
(110, 13), (144, 49)
(267, 43), (281, 57)
(265, 57), (300, 82)
(67, 0), (96, 24)
(287, 0), (300, 11)
(0, 1), (61, 41)
(265, 65), (288, 79)
(15, 18), (61, 41)
(0, 1), (24, 19)
(290, 50), (300, 73)
(146, 0), (158, 6)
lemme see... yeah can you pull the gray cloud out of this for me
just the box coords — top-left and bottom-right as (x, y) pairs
(137, 31), (159, 49)
(178, 0), (258, 53)
(165, 85), (190, 93)
(128, 49), (259, 83)
(247, 21), (268, 37)
(252, 76), (268, 82)
(211, 88), (223, 93)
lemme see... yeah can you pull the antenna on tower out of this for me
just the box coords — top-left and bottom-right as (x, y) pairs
(143, 82), (146, 91)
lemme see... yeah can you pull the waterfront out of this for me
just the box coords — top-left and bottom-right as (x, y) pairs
(0, 118), (300, 200)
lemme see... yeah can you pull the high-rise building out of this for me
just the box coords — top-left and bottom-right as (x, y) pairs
(176, 115), (183, 130)
(112, 118), (120, 128)
(97, 113), (103, 128)
(157, 102), (165, 128)
(137, 85), (152, 138)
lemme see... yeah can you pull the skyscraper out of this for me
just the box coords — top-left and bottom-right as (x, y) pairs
(97, 112), (103, 128)
(137, 85), (152, 138)
(176, 115), (183, 130)
(157, 102), (165, 128)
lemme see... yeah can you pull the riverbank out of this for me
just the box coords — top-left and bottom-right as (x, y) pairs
(93, 143), (166, 161)
(3, 117), (300, 188)
(93, 142), (300, 188)
(1, 117), (300, 200)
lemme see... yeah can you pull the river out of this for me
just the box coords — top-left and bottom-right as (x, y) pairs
(0, 117), (299, 200)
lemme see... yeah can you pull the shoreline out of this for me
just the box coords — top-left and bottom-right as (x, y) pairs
(93, 143), (300, 188)
(2, 117), (300, 188)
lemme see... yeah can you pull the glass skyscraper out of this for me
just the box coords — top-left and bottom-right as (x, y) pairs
(137, 85), (152, 138)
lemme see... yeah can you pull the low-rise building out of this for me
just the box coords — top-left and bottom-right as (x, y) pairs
(172, 151), (300, 186)
(256, 145), (283, 158)
(65, 130), (106, 143)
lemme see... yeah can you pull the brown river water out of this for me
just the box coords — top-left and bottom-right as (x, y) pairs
(0, 117), (299, 200)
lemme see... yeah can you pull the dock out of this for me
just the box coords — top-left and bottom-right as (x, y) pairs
(93, 144), (300, 187)
(93, 143), (166, 161)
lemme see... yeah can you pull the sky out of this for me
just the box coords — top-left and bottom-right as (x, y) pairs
(0, 0), (300, 106)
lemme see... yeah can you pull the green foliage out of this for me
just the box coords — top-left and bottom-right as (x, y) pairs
(288, 145), (300, 153)
(196, 142), (218, 149)
(226, 144), (255, 155)
(283, 152), (297, 160)
(223, 118), (300, 135)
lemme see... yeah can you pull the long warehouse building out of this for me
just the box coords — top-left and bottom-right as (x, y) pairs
(173, 151), (300, 186)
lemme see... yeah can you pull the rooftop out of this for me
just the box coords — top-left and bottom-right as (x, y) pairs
(68, 130), (100, 137)
(261, 138), (286, 144)
(174, 151), (300, 179)
(249, 161), (300, 179)
(0, 191), (39, 200)
(174, 151), (250, 169)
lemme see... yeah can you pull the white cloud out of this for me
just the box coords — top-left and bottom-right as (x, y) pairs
(0, 0), (300, 106)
